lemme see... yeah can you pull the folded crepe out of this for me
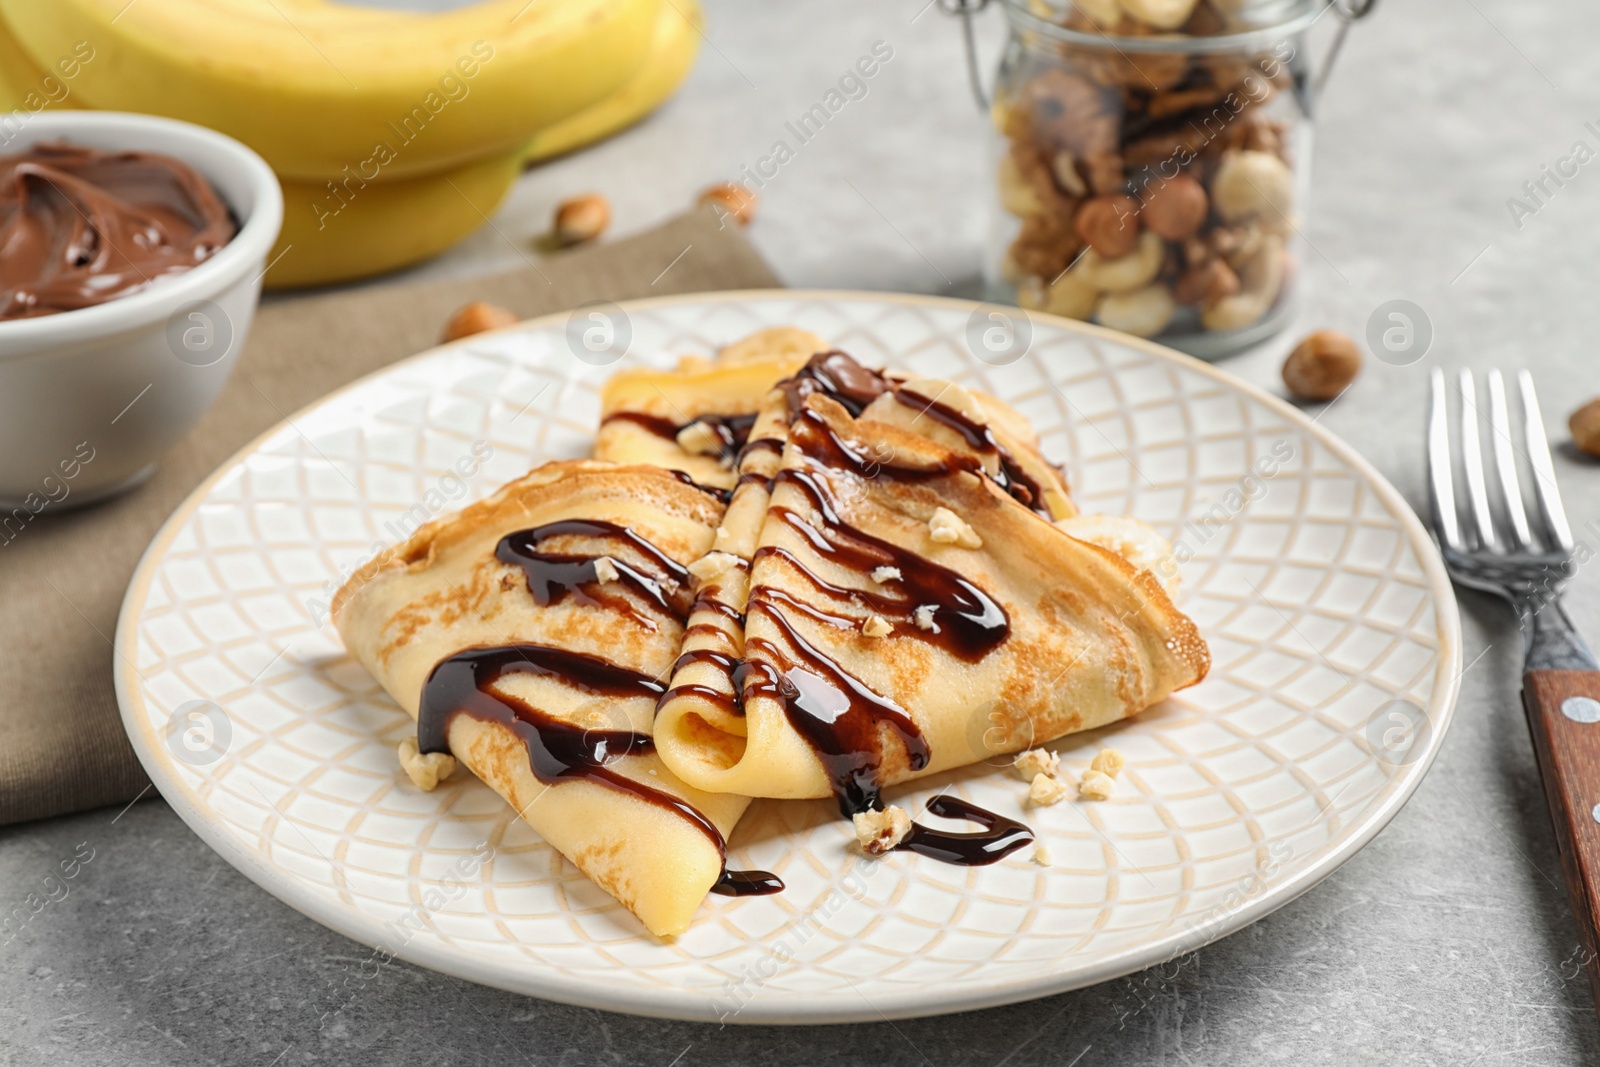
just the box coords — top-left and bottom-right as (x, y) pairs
(332, 460), (753, 937)
(653, 394), (1209, 812)
(594, 329), (1078, 524)
(594, 326), (830, 489)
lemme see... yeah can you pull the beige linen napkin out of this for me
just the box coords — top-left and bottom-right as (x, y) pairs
(0, 208), (779, 826)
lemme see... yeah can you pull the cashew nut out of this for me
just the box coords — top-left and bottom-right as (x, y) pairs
(1201, 234), (1286, 331)
(998, 154), (1044, 219)
(1095, 283), (1176, 338)
(1075, 231), (1164, 293)
(1211, 150), (1295, 223)
(1051, 151), (1089, 197)
(1018, 270), (1099, 321)
(1061, 0), (1122, 26)
(1117, 0), (1198, 30)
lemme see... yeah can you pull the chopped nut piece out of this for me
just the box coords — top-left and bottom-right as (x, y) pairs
(1032, 845), (1053, 867)
(853, 805), (912, 854)
(871, 566), (902, 584)
(397, 737), (455, 792)
(1090, 748), (1126, 778)
(687, 551), (739, 581)
(712, 524), (736, 553)
(440, 301), (516, 343)
(929, 507), (983, 549)
(862, 615), (893, 638)
(1014, 748), (1061, 782)
(913, 604), (938, 631)
(676, 420), (726, 458)
(553, 192), (611, 246)
(592, 557), (620, 584)
(1078, 769), (1115, 800)
(1029, 772), (1071, 806)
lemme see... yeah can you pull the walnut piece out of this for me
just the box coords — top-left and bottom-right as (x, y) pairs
(592, 557), (620, 584)
(854, 805), (912, 854)
(913, 605), (939, 631)
(1032, 845), (1053, 867)
(871, 566), (902, 584)
(397, 737), (455, 792)
(861, 615), (893, 638)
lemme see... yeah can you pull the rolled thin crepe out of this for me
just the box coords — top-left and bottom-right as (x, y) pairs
(654, 396), (1209, 807)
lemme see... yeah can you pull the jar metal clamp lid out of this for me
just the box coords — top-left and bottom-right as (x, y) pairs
(940, 0), (1379, 111)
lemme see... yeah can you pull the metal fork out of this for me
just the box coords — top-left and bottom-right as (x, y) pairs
(1427, 368), (1600, 1015)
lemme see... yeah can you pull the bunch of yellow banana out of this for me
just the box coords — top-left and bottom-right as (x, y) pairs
(0, 0), (701, 288)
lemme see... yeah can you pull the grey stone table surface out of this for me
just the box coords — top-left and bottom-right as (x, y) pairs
(6, 0), (1600, 1063)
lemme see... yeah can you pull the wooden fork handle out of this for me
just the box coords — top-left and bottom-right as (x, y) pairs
(1523, 669), (1600, 1015)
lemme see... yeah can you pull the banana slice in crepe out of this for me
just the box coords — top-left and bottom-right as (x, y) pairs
(594, 326), (830, 489)
(653, 395), (1209, 811)
(332, 460), (766, 937)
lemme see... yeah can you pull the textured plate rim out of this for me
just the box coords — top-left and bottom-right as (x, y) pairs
(114, 289), (1463, 1025)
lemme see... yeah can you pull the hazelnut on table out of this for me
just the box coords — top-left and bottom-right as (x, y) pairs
(1571, 397), (1600, 457)
(1283, 330), (1362, 401)
(554, 193), (611, 246)
(440, 301), (517, 343)
(699, 182), (758, 226)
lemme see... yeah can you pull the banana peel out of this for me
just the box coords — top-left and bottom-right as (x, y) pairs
(0, 12), (75, 114)
(0, 0), (661, 181)
(267, 148), (522, 290)
(521, 0), (702, 166)
(0, 0), (696, 288)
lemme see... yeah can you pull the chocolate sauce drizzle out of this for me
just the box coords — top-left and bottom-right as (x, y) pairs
(417, 523), (782, 897)
(780, 350), (893, 419)
(892, 389), (1051, 515)
(764, 465), (1009, 662)
(711, 869), (785, 897)
(896, 796), (1034, 866)
(745, 599), (930, 817)
(647, 349), (1036, 869)
(602, 410), (759, 454)
(495, 519), (693, 624)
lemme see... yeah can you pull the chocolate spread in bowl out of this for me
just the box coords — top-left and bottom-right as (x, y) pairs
(0, 142), (238, 321)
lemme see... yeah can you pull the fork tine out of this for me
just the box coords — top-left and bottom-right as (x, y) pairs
(1427, 368), (1464, 551)
(1487, 370), (1533, 550)
(1456, 371), (1499, 551)
(1518, 370), (1575, 552)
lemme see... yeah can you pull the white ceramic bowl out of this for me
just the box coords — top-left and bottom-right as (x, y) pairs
(0, 112), (282, 509)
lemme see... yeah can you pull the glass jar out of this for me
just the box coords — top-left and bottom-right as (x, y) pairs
(976, 0), (1360, 360)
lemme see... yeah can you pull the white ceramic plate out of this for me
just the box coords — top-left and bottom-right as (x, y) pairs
(115, 291), (1460, 1024)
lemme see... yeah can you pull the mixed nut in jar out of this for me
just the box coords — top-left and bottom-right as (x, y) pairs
(982, 0), (1340, 359)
